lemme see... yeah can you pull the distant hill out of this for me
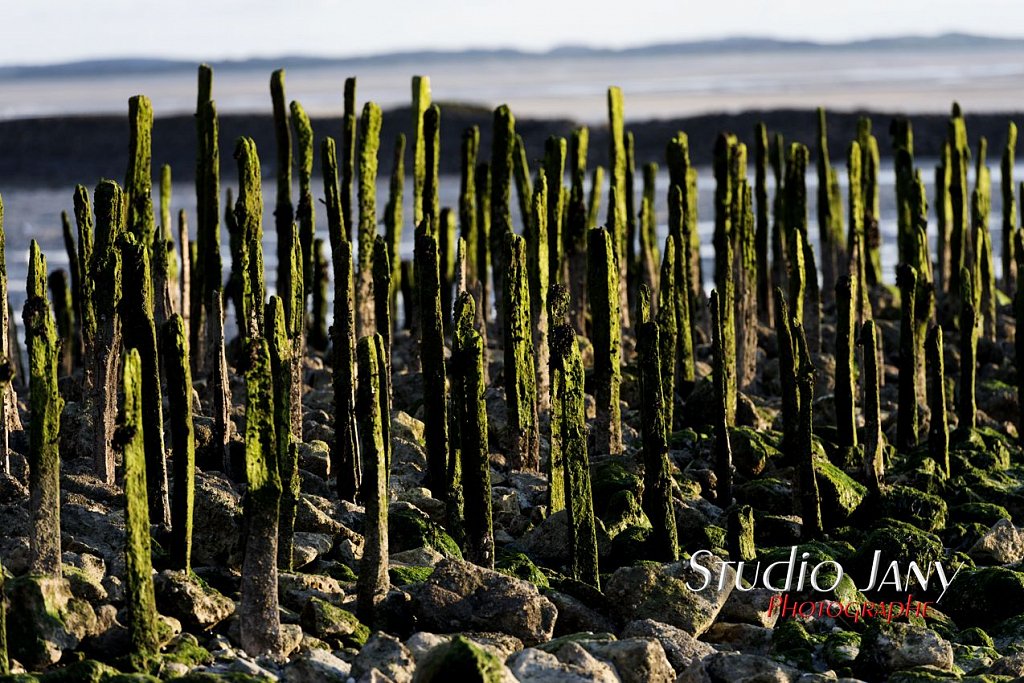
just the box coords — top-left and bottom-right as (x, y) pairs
(2, 32), (1022, 79)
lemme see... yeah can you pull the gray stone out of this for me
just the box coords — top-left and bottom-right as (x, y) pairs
(507, 643), (618, 682)
(677, 652), (801, 683)
(580, 637), (676, 683)
(969, 519), (1024, 565)
(283, 645), (353, 682)
(154, 569), (235, 631)
(353, 632), (416, 683)
(855, 623), (953, 675)
(621, 619), (716, 672)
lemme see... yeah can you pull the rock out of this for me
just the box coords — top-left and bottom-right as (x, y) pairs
(988, 651), (1024, 676)
(855, 623), (954, 677)
(717, 587), (779, 628)
(391, 547), (446, 567)
(544, 590), (615, 636)
(507, 643), (619, 682)
(869, 485), (948, 533)
(813, 456), (867, 528)
(968, 519), (1024, 564)
(295, 495), (344, 535)
(299, 597), (370, 648)
(62, 564), (107, 603)
(280, 622), (303, 658)
(621, 619), (716, 672)
(389, 502), (462, 559)
(704, 622), (773, 655)
(0, 470), (28, 503)
(283, 647), (353, 682)
(413, 635), (513, 682)
(822, 631), (860, 670)
(154, 570), (235, 631)
(604, 555), (734, 636)
(278, 572), (346, 613)
(677, 651), (800, 683)
(192, 471), (244, 568)
(580, 637), (676, 683)
(352, 632), (416, 683)
(293, 532), (334, 566)
(393, 411), (426, 444)
(942, 567), (1024, 628)
(5, 575), (99, 669)
(405, 632), (453, 661)
(409, 558), (557, 645)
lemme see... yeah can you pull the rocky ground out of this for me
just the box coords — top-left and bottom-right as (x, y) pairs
(3, 284), (1024, 683)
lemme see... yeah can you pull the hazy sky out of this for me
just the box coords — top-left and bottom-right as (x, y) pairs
(5, 0), (1024, 66)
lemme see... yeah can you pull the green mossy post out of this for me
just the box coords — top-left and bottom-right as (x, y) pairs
(126, 95), (155, 262)
(794, 322), (821, 539)
(60, 212), (82, 364)
(861, 320), (884, 492)
(120, 348), (161, 669)
(440, 208), (456, 332)
(240, 336), (283, 657)
(775, 288), (799, 460)
(266, 297), (298, 570)
(607, 87), (629, 330)
(547, 285), (570, 515)
(416, 221), (451, 497)
(356, 334), (390, 623)
(120, 232), (171, 531)
(401, 259), (416, 331)
(357, 102), (383, 339)
(194, 65), (221, 373)
(713, 134), (738, 425)
(948, 105), (971, 299)
(625, 132), (639, 317)
(180, 206), (192, 344)
(817, 108), (843, 307)
(309, 238), (329, 351)
(587, 166), (604, 231)
(926, 325), (950, 477)
(770, 133), (787, 304)
(460, 127), (480, 285)
(568, 127), (589, 334)
(490, 105), (516, 343)
(73, 185), (96, 385)
(636, 284), (651, 325)
(452, 292), (494, 568)
(835, 275), (857, 451)
(412, 75), (431, 228)
(936, 142), (954, 296)
(736, 180), (758, 390)
(514, 134), (533, 238)
(893, 119), (915, 270)
(0, 195), (8, 473)
(666, 184), (695, 398)
(728, 505), (756, 562)
(158, 164), (180, 319)
(234, 137), (265, 339)
(504, 232), (540, 469)
(290, 99), (316, 299)
(545, 136), (567, 287)
(476, 162), (492, 326)
(270, 69), (293, 300)
(424, 105), (442, 226)
(25, 241), (62, 577)
(528, 175), (550, 413)
(656, 237), (677, 430)
(847, 142), (872, 325)
(896, 264), (919, 452)
(588, 227), (623, 455)
(1002, 123), (1018, 293)
(754, 123), (773, 325)
(385, 134), (407, 321)
(710, 290), (734, 508)
(341, 77), (357, 242)
(910, 171), (934, 405)
(47, 270), (73, 377)
(667, 133), (701, 313)
(972, 137), (996, 340)
(1017, 231), (1024, 441)
(210, 291), (231, 474)
(857, 118), (883, 286)
(373, 236), (393, 399)
(637, 321), (679, 562)
(638, 164), (659, 297)
(550, 323), (599, 589)
(784, 143), (807, 324)
(162, 314), (195, 573)
(91, 181), (124, 485)
(959, 267), (978, 430)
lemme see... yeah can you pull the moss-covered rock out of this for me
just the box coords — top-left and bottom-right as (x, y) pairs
(389, 565), (434, 587)
(991, 614), (1024, 654)
(36, 660), (118, 683)
(849, 519), (943, 598)
(758, 542), (864, 606)
(299, 598), (370, 648)
(601, 490), (651, 539)
(5, 576), (98, 670)
(823, 630), (861, 669)
(814, 456), (867, 527)
(161, 633), (211, 668)
(867, 485), (949, 533)
(951, 503), (1013, 526)
(589, 459), (642, 517)
(389, 504), (462, 560)
(771, 619), (822, 670)
(943, 568), (1024, 628)
(608, 525), (652, 569)
(413, 635), (507, 682)
(729, 427), (780, 477)
(495, 553), (549, 588)
(734, 478), (793, 516)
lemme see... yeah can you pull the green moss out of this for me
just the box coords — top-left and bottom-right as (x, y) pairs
(388, 565), (434, 587)
(300, 598), (369, 649)
(823, 630), (861, 668)
(37, 660), (118, 683)
(161, 634), (211, 668)
(496, 553), (549, 588)
(388, 506), (462, 559)
(771, 619), (822, 670)
(734, 477), (793, 515)
(851, 519), (943, 591)
(872, 485), (948, 533)
(951, 503), (1012, 526)
(323, 563), (357, 583)
(414, 636), (506, 682)
(886, 665), (967, 682)
(729, 427), (780, 476)
(814, 455), (867, 527)
(944, 568), (1024, 628)
(589, 460), (641, 516)
(601, 490), (652, 538)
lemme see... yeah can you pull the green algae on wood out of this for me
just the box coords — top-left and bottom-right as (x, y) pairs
(588, 227), (623, 456)
(637, 321), (679, 562)
(926, 325), (950, 477)
(710, 290), (734, 509)
(194, 65), (222, 372)
(385, 133), (407, 320)
(547, 285), (570, 515)
(550, 323), (599, 589)
(860, 319), (884, 492)
(47, 270), (73, 377)
(794, 321), (822, 539)
(270, 69), (293, 300)
(290, 99), (316, 299)
(356, 334), (390, 623)
(545, 136), (567, 287)
(341, 77), (357, 242)
(490, 105), (516, 339)
(309, 238), (329, 352)
(120, 232), (170, 530)
(754, 123), (773, 325)
(959, 267), (978, 430)
(240, 336), (283, 657)
(125, 95), (155, 258)
(357, 102), (383, 338)
(24, 241), (62, 577)
(656, 236), (678, 429)
(59, 212), (82, 364)
(120, 348), (161, 669)
(896, 264), (919, 453)
(834, 275), (857, 451)
(528, 174), (550, 413)
(162, 314), (195, 573)
(452, 291), (494, 568)
(504, 232), (540, 469)
(857, 118), (883, 286)
(1002, 122), (1017, 293)
(234, 137), (265, 339)
(713, 134), (739, 425)
(775, 288), (799, 461)
(73, 185), (96, 380)
(847, 141), (872, 324)
(460, 127), (480, 285)
(412, 75), (431, 227)
(266, 297), (298, 570)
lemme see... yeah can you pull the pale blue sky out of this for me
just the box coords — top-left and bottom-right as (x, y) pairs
(5, 0), (1024, 66)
